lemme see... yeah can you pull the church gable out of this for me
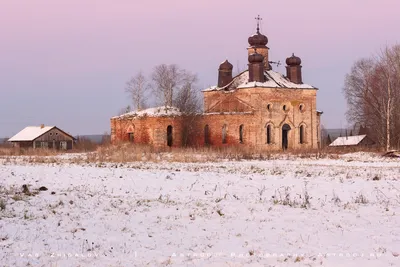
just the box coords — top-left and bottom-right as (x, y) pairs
(206, 95), (254, 113)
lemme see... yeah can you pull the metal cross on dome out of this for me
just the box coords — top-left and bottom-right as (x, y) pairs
(255, 15), (262, 33)
(269, 60), (281, 68)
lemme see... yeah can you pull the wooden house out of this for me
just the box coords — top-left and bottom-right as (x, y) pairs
(8, 125), (76, 150)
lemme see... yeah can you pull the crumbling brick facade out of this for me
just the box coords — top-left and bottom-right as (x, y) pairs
(111, 21), (322, 150)
(111, 114), (184, 147)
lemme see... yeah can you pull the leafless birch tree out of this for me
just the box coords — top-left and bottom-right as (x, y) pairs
(125, 71), (149, 111)
(343, 44), (400, 150)
(151, 64), (202, 113)
(151, 64), (182, 107)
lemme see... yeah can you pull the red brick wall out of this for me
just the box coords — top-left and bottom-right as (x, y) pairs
(111, 116), (184, 147)
(112, 113), (268, 148)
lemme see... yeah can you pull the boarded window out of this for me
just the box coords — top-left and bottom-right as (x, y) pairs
(222, 124), (227, 144)
(60, 141), (67, 150)
(239, 125), (244, 143)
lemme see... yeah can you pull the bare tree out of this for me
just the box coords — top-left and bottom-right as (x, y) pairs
(151, 64), (202, 113)
(174, 71), (201, 114)
(173, 70), (202, 146)
(151, 64), (182, 107)
(343, 44), (400, 150)
(150, 65), (202, 146)
(118, 105), (131, 116)
(380, 45), (400, 150)
(125, 71), (149, 111)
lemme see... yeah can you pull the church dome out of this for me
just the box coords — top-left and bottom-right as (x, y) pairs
(248, 52), (264, 63)
(219, 60), (233, 70)
(248, 32), (268, 47)
(286, 53), (302, 66)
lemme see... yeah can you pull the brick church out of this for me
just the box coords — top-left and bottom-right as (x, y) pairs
(111, 18), (322, 150)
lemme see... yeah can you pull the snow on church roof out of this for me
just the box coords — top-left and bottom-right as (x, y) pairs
(203, 70), (316, 91)
(113, 106), (182, 119)
(329, 135), (367, 147)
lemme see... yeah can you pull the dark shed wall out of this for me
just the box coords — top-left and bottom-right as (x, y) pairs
(33, 128), (74, 150)
(35, 128), (74, 142)
(13, 141), (33, 148)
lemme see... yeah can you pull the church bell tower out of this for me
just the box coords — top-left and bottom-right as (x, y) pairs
(247, 15), (271, 70)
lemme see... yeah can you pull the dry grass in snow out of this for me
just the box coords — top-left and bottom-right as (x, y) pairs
(0, 153), (399, 267)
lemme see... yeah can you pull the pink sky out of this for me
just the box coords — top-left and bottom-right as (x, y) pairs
(0, 0), (399, 136)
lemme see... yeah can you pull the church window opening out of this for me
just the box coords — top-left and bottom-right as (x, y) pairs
(299, 125), (305, 144)
(239, 125), (244, 143)
(222, 124), (227, 144)
(128, 133), (134, 143)
(282, 124), (291, 150)
(167, 125), (173, 147)
(266, 124), (272, 144)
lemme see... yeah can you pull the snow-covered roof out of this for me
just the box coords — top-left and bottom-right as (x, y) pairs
(329, 135), (367, 147)
(112, 106), (182, 119)
(8, 126), (55, 142)
(203, 70), (316, 92)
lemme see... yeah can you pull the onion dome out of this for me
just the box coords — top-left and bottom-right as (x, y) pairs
(219, 59), (233, 70)
(286, 53), (302, 66)
(248, 31), (268, 47)
(248, 52), (264, 63)
(248, 32), (268, 47)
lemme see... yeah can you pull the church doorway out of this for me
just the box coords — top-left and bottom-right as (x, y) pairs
(167, 125), (173, 147)
(282, 124), (291, 150)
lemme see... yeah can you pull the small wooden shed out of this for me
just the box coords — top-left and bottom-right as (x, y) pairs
(8, 125), (76, 150)
(329, 134), (375, 148)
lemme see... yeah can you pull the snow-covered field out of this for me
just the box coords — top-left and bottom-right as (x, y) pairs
(0, 153), (399, 267)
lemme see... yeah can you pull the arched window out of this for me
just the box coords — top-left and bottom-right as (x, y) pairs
(266, 124), (272, 144)
(167, 125), (173, 147)
(222, 124), (227, 144)
(282, 124), (291, 150)
(299, 125), (305, 144)
(204, 125), (210, 145)
(239, 125), (244, 143)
